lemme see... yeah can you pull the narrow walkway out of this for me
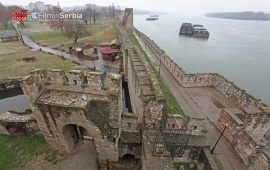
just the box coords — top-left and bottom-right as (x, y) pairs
(134, 32), (247, 170)
(53, 140), (98, 170)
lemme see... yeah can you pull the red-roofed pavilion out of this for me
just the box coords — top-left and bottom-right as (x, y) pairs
(99, 48), (118, 62)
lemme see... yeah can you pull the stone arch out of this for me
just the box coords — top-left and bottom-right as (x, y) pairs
(60, 121), (101, 153)
(123, 154), (135, 160)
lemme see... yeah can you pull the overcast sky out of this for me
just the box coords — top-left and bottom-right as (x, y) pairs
(2, 0), (270, 16)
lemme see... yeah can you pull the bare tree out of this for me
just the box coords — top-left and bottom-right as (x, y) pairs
(86, 4), (93, 25)
(47, 6), (65, 34)
(80, 9), (88, 24)
(92, 5), (100, 25)
(93, 5), (98, 24)
(0, 2), (9, 30)
(65, 21), (88, 43)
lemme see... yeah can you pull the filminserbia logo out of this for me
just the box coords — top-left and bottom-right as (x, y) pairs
(11, 10), (36, 21)
(11, 10), (83, 21)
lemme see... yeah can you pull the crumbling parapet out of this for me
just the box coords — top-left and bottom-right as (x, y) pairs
(217, 107), (270, 169)
(217, 108), (245, 145)
(0, 109), (40, 135)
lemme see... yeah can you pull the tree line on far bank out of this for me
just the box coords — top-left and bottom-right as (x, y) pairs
(205, 11), (270, 21)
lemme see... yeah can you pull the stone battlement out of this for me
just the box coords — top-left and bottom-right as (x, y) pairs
(21, 69), (121, 102)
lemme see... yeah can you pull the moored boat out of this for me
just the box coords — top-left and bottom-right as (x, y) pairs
(146, 17), (159, 21)
(179, 23), (193, 35)
(193, 24), (210, 38)
(179, 23), (210, 38)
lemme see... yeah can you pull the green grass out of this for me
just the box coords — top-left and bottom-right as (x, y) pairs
(23, 22), (69, 46)
(0, 135), (45, 169)
(0, 40), (28, 55)
(0, 49), (78, 80)
(174, 163), (180, 170)
(90, 22), (118, 43)
(0, 135), (67, 169)
(129, 35), (186, 121)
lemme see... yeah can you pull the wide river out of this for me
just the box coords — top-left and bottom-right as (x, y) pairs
(134, 14), (270, 103)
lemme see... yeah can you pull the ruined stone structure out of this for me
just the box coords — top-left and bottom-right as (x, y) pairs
(134, 28), (270, 169)
(19, 69), (122, 162)
(218, 107), (270, 169)
(0, 108), (40, 135)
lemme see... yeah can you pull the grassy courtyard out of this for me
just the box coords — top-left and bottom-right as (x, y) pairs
(0, 37), (77, 80)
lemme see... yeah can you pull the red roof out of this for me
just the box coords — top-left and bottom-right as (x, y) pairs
(99, 48), (118, 54)
(84, 43), (95, 48)
(110, 39), (121, 45)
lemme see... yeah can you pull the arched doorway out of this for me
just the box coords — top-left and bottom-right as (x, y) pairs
(60, 124), (98, 169)
(62, 124), (95, 151)
(119, 154), (139, 169)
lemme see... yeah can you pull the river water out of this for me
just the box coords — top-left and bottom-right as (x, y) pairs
(134, 14), (270, 103)
(0, 89), (29, 113)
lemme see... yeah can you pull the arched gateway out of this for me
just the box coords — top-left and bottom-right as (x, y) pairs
(20, 69), (123, 162)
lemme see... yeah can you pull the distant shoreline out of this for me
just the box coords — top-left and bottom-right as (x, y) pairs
(205, 11), (270, 21)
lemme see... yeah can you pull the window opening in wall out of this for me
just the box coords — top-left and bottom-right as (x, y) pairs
(74, 80), (77, 85)
(194, 126), (198, 130)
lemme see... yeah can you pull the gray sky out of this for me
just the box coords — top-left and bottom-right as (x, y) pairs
(2, 0), (270, 16)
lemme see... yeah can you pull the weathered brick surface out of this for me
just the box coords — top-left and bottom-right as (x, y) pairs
(218, 108), (270, 169)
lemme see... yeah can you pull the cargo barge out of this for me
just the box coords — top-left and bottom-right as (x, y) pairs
(179, 23), (210, 38)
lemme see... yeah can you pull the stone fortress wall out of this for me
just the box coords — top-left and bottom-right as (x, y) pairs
(134, 28), (270, 169)
(116, 9), (219, 170)
(116, 15), (164, 129)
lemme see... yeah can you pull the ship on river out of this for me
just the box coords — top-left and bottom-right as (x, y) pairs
(146, 17), (159, 21)
(179, 23), (193, 35)
(179, 23), (210, 38)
